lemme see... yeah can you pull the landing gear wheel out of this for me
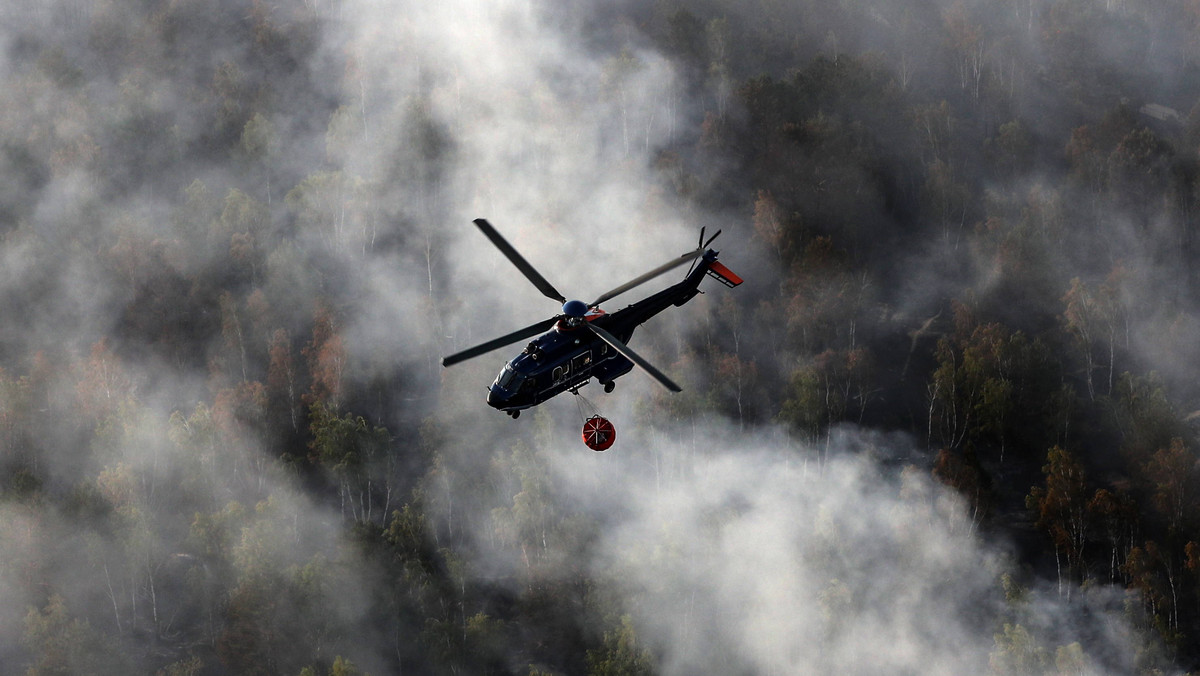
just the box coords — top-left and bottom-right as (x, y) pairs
(507, 409), (521, 419)
(581, 415), (616, 451)
(603, 381), (615, 394)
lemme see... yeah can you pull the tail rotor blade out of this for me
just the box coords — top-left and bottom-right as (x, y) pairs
(586, 323), (681, 392)
(588, 249), (703, 308)
(703, 228), (722, 248)
(687, 226), (715, 277)
(442, 317), (559, 367)
(473, 219), (567, 304)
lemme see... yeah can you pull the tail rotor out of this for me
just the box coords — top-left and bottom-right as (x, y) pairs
(686, 226), (722, 276)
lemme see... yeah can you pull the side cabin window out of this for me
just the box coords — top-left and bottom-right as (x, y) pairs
(552, 365), (566, 383)
(572, 351), (592, 374)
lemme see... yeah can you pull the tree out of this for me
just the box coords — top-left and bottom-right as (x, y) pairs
(212, 380), (270, 492)
(1143, 438), (1196, 537)
(600, 48), (646, 159)
(239, 112), (279, 204)
(1062, 275), (1124, 399)
(1107, 127), (1173, 228)
(928, 336), (970, 452)
(782, 236), (862, 354)
(1027, 446), (1091, 596)
(663, 8), (706, 73)
(779, 351), (846, 444)
(910, 100), (955, 165)
(216, 572), (278, 675)
(1087, 487), (1138, 583)
(304, 302), (347, 408)
(75, 339), (133, 423)
(586, 615), (653, 676)
(491, 440), (559, 574)
(1053, 642), (1090, 675)
(325, 105), (362, 168)
(712, 352), (759, 430)
(1065, 125), (1105, 196)
(1108, 372), (1181, 465)
(92, 453), (176, 638)
(267, 329), (300, 433)
(157, 656), (204, 675)
(285, 171), (368, 254)
(986, 120), (1032, 180)
(933, 446), (991, 534)
(0, 366), (33, 476)
(219, 188), (267, 244)
(211, 60), (249, 145)
(299, 655), (364, 676)
(463, 612), (508, 674)
(188, 500), (247, 646)
(219, 291), (249, 384)
(988, 623), (1047, 676)
(921, 158), (971, 249)
(308, 401), (393, 525)
(706, 17), (733, 119)
(1125, 540), (1184, 640)
(23, 594), (132, 675)
(217, 497), (337, 675)
(752, 189), (788, 274)
(173, 179), (220, 253)
(943, 2), (986, 102)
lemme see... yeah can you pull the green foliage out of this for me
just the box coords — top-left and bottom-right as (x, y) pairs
(1054, 642), (1090, 675)
(988, 623), (1048, 675)
(927, 316), (1058, 463)
(491, 440), (560, 573)
(23, 595), (132, 675)
(157, 656), (204, 676)
(298, 655), (364, 676)
(586, 615), (654, 676)
(4, 0), (1200, 672)
(325, 106), (362, 167)
(1107, 372), (1182, 464)
(308, 401), (393, 524)
(985, 120), (1033, 179)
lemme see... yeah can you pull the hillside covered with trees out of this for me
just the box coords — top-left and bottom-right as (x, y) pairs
(2, 0), (1200, 673)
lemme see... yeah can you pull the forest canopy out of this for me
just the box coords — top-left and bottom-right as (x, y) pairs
(2, 0), (1200, 674)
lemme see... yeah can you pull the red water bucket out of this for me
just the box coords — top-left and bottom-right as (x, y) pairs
(581, 415), (616, 451)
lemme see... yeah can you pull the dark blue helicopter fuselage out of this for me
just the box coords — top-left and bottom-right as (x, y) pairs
(485, 250), (724, 412)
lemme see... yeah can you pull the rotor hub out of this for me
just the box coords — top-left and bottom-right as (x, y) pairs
(562, 299), (588, 317)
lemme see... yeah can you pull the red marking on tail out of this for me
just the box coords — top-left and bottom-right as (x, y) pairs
(707, 261), (743, 287)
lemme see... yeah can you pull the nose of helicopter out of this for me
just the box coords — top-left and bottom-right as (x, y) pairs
(486, 386), (509, 409)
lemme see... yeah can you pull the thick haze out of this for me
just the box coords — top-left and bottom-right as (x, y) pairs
(545, 426), (1143, 675)
(0, 0), (1192, 673)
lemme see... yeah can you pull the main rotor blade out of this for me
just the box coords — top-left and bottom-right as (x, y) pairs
(588, 249), (703, 308)
(442, 317), (558, 367)
(586, 323), (682, 393)
(473, 219), (566, 304)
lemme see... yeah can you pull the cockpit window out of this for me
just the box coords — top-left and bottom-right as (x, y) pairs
(497, 364), (524, 390)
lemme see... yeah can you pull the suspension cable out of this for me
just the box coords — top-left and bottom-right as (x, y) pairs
(572, 383), (600, 421)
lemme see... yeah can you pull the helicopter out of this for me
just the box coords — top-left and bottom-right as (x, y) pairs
(444, 219), (739, 422)
(441, 218), (742, 423)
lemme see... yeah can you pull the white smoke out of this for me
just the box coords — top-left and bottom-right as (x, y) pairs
(519, 422), (1151, 675)
(0, 0), (1185, 672)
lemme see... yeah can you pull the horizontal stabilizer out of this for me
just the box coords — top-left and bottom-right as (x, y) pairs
(706, 261), (743, 288)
